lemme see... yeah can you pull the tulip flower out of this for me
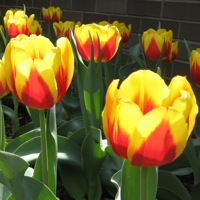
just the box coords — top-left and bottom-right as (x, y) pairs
(142, 28), (172, 61)
(163, 41), (179, 63)
(53, 21), (81, 39)
(42, 7), (62, 24)
(102, 70), (198, 167)
(3, 10), (34, 38)
(189, 48), (200, 87)
(0, 60), (10, 98)
(3, 34), (74, 109)
(27, 19), (42, 36)
(112, 21), (132, 43)
(74, 23), (121, 62)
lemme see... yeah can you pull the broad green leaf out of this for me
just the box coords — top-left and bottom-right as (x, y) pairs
(81, 127), (107, 200)
(0, 151), (57, 200)
(13, 122), (36, 138)
(184, 138), (200, 185)
(191, 182), (200, 200)
(70, 29), (90, 133)
(0, 183), (11, 200)
(111, 170), (122, 200)
(157, 170), (191, 200)
(58, 135), (88, 199)
(26, 107), (39, 128)
(6, 128), (40, 153)
(57, 117), (84, 136)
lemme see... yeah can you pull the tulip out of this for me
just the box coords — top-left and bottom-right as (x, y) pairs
(3, 10), (34, 38)
(53, 21), (81, 39)
(3, 34), (74, 109)
(42, 7), (62, 24)
(0, 60), (10, 98)
(163, 41), (179, 63)
(74, 23), (121, 62)
(27, 19), (42, 36)
(112, 21), (132, 43)
(189, 48), (200, 87)
(102, 70), (198, 167)
(142, 28), (172, 61)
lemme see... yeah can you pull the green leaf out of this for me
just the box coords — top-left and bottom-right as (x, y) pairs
(184, 138), (200, 185)
(70, 29), (90, 133)
(191, 182), (200, 200)
(0, 183), (11, 200)
(157, 170), (191, 200)
(26, 107), (40, 128)
(81, 127), (107, 200)
(57, 117), (84, 137)
(184, 39), (193, 58)
(6, 128), (40, 153)
(0, 151), (57, 200)
(58, 135), (88, 199)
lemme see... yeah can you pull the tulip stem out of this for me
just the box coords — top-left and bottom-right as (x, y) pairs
(140, 167), (148, 200)
(39, 109), (49, 186)
(12, 95), (19, 132)
(0, 99), (5, 151)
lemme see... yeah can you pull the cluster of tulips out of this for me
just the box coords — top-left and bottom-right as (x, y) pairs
(0, 5), (199, 200)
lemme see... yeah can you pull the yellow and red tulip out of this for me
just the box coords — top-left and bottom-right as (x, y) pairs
(3, 10), (34, 38)
(74, 23), (121, 62)
(0, 60), (10, 98)
(142, 28), (172, 61)
(27, 19), (42, 36)
(163, 41), (179, 63)
(189, 48), (200, 87)
(102, 70), (198, 167)
(42, 7), (62, 24)
(3, 34), (74, 109)
(53, 21), (81, 39)
(112, 21), (132, 43)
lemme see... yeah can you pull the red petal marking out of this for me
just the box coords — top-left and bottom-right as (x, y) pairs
(145, 38), (161, 60)
(191, 63), (200, 87)
(101, 34), (117, 62)
(21, 69), (55, 109)
(75, 36), (91, 61)
(108, 122), (129, 159)
(131, 120), (176, 167)
(134, 88), (156, 115)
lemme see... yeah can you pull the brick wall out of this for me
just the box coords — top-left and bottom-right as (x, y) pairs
(1, 0), (200, 79)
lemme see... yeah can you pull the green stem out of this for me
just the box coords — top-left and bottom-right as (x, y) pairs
(140, 167), (148, 200)
(12, 95), (19, 132)
(0, 99), (5, 151)
(88, 181), (96, 200)
(39, 109), (49, 186)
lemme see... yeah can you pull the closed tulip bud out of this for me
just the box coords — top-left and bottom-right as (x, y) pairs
(3, 10), (30, 38)
(163, 41), (179, 63)
(74, 23), (121, 62)
(0, 60), (10, 98)
(3, 34), (74, 109)
(102, 70), (198, 167)
(42, 7), (62, 24)
(112, 21), (132, 43)
(142, 28), (172, 61)
(53, 21), (80, 38)
(189, 48), (200, 87)
(27, 17), (42, 36)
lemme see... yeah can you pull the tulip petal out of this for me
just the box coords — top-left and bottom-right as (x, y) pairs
(15, 58), (57, 109)
(127, 107), (188, 166)
(119, 70), (169, 114)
